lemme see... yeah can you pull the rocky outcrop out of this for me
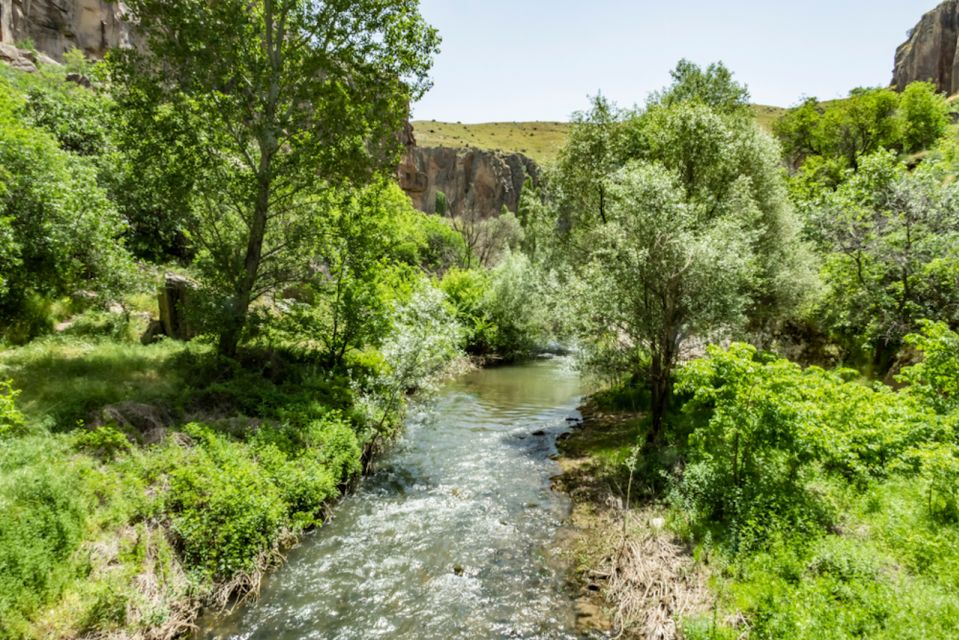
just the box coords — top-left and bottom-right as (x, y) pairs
(0, 0), (132, 61)
(894, 0), (959, 94)
(397, 128), (540, 218)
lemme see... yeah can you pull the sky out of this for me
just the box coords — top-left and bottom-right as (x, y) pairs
(412, 0), (940, 122)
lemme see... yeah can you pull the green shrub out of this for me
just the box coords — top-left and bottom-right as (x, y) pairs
(166, 425), (286, 578)
(899, 320), (959, 415)
(439, 254), (546, 359)
(71, 425), (133, 460)
(0, 379), (25, 438)
(675, 343), (933, 547)
(0, 442), (89, 638)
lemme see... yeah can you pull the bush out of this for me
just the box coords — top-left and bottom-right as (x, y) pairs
(166, 425), (287, 578)
(0, 78), (133, 335)
(0, 439), (89, 638)
(0, 379), (25, 438)
(899, 321), (959, 415)
(440, 254), (547, 359)
(675, 343), (934, 547)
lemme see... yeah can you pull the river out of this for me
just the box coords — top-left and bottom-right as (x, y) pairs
(201, 357), (600, 640)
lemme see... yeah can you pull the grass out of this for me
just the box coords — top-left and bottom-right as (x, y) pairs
(749, 104), (787, 133)
(555, 386), (959, 640)
(0, 336), (191, 431)
(0, 333), (368, 639)
(411, 120), (571, 164)
(689, 478), (959, 640)
(412, 107), (785, 165)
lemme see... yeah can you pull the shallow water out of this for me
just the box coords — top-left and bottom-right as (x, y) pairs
(202, 357), (598, 640)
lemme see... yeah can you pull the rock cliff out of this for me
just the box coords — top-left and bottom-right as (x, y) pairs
(0, 0), (131, 60)
(894, 0), (959, 94)
(397, 125), (540, 218)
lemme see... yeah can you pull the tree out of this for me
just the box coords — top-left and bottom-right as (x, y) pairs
(553, 94), (624, 232)
(774, 83), (950, 177)
(565, 62), (810, 440)
(449, 207), (523, 268)
(898, 81), (950, 153)
(0, 81), (132, 338)
(651, 58), (750, 114)
(111, 0), (439, 357)
(812, 151), (959, 369)
(578, 162), (756, 440)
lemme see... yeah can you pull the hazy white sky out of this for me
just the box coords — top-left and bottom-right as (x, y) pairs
(412, 1), (939, 122)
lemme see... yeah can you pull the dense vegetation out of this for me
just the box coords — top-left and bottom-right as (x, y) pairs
(0, 2), (554, 637)
(2, 3), (959, 637)
(539, 61), (959, 639)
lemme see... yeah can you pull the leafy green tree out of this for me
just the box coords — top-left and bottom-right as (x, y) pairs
(775, 83), (950, 177)
(559, 62), (811, 438)
(577, 162), (756, 440)
(625, 101), (814, 336)
(111, 0), (440, 357)
(651, 58), (750, 114)
(0, 82), (132, 337)
(898, 81), (950, 153)
(553, 94), (625, 230)
(812, 151), (959, 368)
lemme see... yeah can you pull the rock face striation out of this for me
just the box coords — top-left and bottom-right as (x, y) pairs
(894, 0), (959, 94)
(0, 0), (131, 60)
(397, 125), (541, 218)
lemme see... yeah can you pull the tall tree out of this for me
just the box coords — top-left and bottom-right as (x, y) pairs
(566, 61), (811, 438)
(579, 162), (756, 440)
(553, 94), (624, 232)
(111, 0), (439, 356)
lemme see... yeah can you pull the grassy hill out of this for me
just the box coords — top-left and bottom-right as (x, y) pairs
(411, 121), (571, 164)
(412, 105), (786, 165)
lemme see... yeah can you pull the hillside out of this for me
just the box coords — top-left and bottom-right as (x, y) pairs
(411, 121), (571, 164)
(412, 105), (785, 164)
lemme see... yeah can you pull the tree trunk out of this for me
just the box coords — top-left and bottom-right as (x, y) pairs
(217, 173), (271, 358)
(646, 352), (669, 448)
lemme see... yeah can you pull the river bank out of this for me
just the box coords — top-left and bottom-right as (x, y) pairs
(554, 401), (711, 640)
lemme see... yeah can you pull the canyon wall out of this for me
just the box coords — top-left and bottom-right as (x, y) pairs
(894, 0), (959, 94)
(397, 126), (540, 218)
(0, 0), (131, 60)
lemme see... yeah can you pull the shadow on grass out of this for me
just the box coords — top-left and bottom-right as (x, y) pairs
(0, 337), (197, 431)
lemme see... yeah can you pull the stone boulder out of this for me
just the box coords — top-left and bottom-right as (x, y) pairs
(90, 401), (173, 445)
(894, 0), (959, 94)
(0, 40), (35, 71)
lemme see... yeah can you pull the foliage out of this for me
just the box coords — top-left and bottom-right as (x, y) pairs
(809, 152), (959, 367)
(553, 94), (625, 232)
(357, 283), (463, 435)
(0, 78), (133, 338)
(675, 343), (938, 548)
(0, 380), (25, 437)
(899, 321), (959, 414)
(650, 59), (750, 114)
(775, 82), (950, 174)
(563, 65), (811, 434)
(449, 207), (523, 268)
(440, 253), (547, 359)
(898, 81), (951, 153)
(111, 0), (440, 356)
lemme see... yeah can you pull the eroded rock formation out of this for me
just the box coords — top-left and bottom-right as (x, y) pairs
(0, 0), (131, 60)
(397, 126), (540, 218)
(894, 0), (959, 94)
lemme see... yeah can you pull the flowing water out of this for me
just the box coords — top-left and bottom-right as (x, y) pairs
(202, 357), (600, 640)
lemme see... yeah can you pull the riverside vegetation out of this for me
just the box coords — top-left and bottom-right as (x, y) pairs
(0, 4), (958, 640)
